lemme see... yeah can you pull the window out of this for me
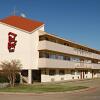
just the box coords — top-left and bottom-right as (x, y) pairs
(57, 55), (63, 60)
(64, 56), (70, 61)
(44, 37), (49, 40)
(21, 70), (28, 77)
(71, 57), (80, 62)
(49, 70), (56, 76)
(84, 60), (91, 63)
(63, 56), (67, 60)
(85, 70), (88, 74)
(64, 43), (67, 45)
(59, 70), (65, 75)
(39, 52), (49, 58)
(39, 52), (43, 58)
(49, 54), (56, 59)
(45, 52), (49, 58)
(76, 70), (81, 75)
(41, 69), (47, 75)
(39, 36), (49, 41)
(71, 70), (75, 75)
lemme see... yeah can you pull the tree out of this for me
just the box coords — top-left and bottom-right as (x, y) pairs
(0, 60), (22, 87)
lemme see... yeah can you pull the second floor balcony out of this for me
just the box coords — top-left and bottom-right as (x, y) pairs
(38, 58), (100, 69)
(38, 40), (100, 60)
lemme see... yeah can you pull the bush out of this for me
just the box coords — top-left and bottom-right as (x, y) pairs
(0, 75), (9, 83)
(15, 74), (20, 83)
(0, 74), (20, 84)
(0, 60), (21, 86)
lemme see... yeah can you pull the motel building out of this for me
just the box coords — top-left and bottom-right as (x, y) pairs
(0, 16), (100, 84)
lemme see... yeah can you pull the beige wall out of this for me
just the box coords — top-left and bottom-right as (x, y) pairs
(38, 58), (100, 69)
(38, 40), (100, 60)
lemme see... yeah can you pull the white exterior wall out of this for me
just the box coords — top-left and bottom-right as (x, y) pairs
(41, 69), (93, 82)
(84, 71), (92, 78)
(97, 73), (100, 77)
(0, 23), (31, 69)
(0, 23), (44, 70)
(30, 26), (44, 69)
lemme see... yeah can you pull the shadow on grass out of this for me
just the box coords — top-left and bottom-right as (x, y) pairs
(0, 84), (88, 93)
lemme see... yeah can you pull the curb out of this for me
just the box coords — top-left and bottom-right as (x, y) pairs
(0, 87), (97, 96)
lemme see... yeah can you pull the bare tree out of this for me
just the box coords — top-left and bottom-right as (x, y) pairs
(0, 60), (22, 87)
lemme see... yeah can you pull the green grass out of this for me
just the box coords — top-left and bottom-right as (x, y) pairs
(0, 83), (88, 93)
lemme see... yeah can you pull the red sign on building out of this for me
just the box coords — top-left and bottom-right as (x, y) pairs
(8, 32), (17, 52)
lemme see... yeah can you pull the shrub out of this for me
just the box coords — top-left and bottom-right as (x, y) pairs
(0, 75), (9, 83)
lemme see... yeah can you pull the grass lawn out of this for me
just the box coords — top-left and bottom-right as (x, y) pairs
(0, 83), (88, 93)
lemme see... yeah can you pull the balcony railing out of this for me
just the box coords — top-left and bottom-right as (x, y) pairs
(38, 58), (100, 69)
(38, 40), (100, 60)
(92, 64), (100, 69)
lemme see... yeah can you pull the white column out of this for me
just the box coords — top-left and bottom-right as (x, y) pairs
(81, 71), (83, 79)
(56, 69), (59, 81)
(19, 72), (23, 84)
(75, 70), (77, 75)
(28, 69), (32, 84)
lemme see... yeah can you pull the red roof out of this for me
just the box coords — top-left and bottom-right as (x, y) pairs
(0, 16), (44, 32)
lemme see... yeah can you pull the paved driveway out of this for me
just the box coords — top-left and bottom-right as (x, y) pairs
(0, 79), (100, 100)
